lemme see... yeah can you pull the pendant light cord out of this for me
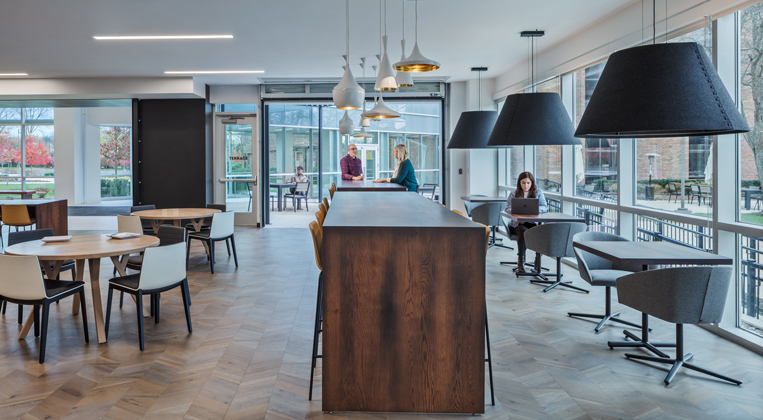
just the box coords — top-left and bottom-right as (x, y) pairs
(384, 0), (387, 36)
(415, 0), (418, 43)
(478, 70), (482, 111)
(401, 0), (405, 41)
(346, 0), (350, 60)
(653, 0), (656, 44)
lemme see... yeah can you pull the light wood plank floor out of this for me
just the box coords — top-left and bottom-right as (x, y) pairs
(0, 227), (761, 419)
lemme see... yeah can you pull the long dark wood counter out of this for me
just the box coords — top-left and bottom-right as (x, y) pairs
(335, 179), (406, 191)
(0, 199), (68, 235)
(321, 192), (485, 413)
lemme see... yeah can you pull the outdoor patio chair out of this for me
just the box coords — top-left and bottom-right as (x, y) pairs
(699, 185), (713, 206)
(689, 184), (702, 205)
(284, 182), (309, 212)
(667, 182), (681, 203)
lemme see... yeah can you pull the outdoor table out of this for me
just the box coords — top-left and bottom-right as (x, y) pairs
(269, 182), (296, 211)
(5, 234), (160, 343)
(741, 188), (759, 210)
(572, 241), (732, 356)
(219, 178), (256, 211)
(335, 179), (406, 191)
(131, 208), (221, 233)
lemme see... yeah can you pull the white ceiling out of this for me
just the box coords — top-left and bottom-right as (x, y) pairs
(0, 0), (637, 86)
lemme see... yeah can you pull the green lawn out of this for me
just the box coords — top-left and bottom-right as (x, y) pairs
(695, 212), (763, 225)
(0, 182), (55, 199)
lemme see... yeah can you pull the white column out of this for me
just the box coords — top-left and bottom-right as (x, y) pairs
(84, 123), (101, 204)
(53, 108), (85, 204)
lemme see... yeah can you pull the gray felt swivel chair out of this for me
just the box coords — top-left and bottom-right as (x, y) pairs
(569, 231), (642, 332)
(617, 266), (741, 386)
(524, 222), (588, 293)
(471, 202), (512, 250)
(463, 195), (486, 217)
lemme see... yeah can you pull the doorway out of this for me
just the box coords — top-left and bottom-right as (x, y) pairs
(214, 114), (260, 226)
(357, 144), (379, 180)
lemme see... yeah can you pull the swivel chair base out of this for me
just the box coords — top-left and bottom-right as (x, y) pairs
(608, 313), (674, 357)
(568, 287), (641, 332)
(625, 324), (741, 386)
(526, 256), (589, 293)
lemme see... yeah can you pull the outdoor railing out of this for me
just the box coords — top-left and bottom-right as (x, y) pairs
(546, 197), (561, 213)
(636, 215), (712, 252)
(575, 203), (617, 233)
(740, 235), (763, 322)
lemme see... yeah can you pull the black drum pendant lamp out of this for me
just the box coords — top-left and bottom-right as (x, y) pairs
(575, 2), (749, 138)
(487, 31), (578, 147)
(448, 67), (498, 149)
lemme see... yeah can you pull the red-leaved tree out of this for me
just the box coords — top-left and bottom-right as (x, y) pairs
(100, 127), (131, 175)
(24, 135), (52, 167)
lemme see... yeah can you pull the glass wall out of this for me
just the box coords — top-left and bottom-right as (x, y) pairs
(740, 4), (763, 227)
(100, 126), (132, 198)
(496, 99), (525, 196)
(535, 78), (562, 193)
(0, 108), (54, 199)
(267, 101), (442, 205)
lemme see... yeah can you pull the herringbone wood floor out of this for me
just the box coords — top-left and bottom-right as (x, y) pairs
(0, 227), (761, 419)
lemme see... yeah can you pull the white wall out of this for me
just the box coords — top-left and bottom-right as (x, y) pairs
(447, 82), (467, 211)
(209, 85), (260, 104)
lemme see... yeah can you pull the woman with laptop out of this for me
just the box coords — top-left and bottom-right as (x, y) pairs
(504, 171), (548, 272)
(374, 144), (418, 192)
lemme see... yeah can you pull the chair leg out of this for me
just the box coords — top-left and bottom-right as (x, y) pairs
(18, 304), (23, 324)
(186, 239), (192, 269)
(1, 300), (5, 314)
(309, 272), (323, 401)
(230, 235), (238, 268)
(625, 324), (742, 386)
(33, 305), (40, 337)
(38, 301), (50, 363)
(154, 294), (160, 324)
(0, 300), (4, 314)
(119, 291), (124, 308)
(209, 240), (215, 274)
(567, 287), (642, 332)
(180, 280), (193, 333)
(485, 308), (495, 406)
(530, 257), (589, 293)
(79, 290), (89, 343)
(136, 291), (145, 351)
(225, 238), (231, 256)
(105, 287), (114, 340)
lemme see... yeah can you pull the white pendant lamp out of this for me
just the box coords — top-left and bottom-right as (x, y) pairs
(375, 0), (397, 91)
(359, 58), (371, 127)
(362, 63), (400, 119)
(332, 0), (364, 110)
(393, 0), (439, 72)
(338, 110), (355, 135)
(395, 0), (414, 87)
(353, 126), (373, 138)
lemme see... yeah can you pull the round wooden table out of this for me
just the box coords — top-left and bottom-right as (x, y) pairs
(131, 208), (222, 233)
(5, 234), (160, 343)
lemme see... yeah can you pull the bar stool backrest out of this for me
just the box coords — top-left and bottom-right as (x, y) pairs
(209, 211), (235, 239)
(8, 228), (54, 247)
(318, 203), (327, 214)
(118, 215), (144, 234)
(323, 197), (330, 210)
(138, 243), (186, 290)
(1, 205), (31, 226)
(315, 210), (326, 226)
(0, 254), (46, 300)
(309, 221), (323, 271)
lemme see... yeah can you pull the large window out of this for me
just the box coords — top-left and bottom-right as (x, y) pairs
(740, 4), (763, 227)
(496, 99), (525, 195)
(534, 78), (562, 193)
(100, 126), (132, 198)
(573, 63), (618, 200)
(267, 101), (442, 204)
(0, 108), (54, 199)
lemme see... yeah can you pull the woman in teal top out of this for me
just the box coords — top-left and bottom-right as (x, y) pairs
(374, 144), (418, 191)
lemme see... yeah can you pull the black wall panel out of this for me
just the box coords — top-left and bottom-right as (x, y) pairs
(132, 98), (212, 209)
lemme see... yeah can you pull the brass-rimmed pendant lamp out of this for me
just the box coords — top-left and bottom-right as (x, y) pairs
(332, 0), (364, 110)
(574, 0), (748, 138)
(447, 67), (498, 149)
(393, 0), (440, 72)
(362, 20), (401, 119)
(395, 0), (414, 87)
(354, 59), (374, 139)
(375, 0), (397, 91)
(487, 31), (578, 147)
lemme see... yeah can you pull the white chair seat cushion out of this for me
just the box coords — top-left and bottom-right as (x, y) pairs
(589, 269), (634, 287)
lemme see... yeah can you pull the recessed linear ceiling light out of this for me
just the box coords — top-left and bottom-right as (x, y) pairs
(0, 73), (28, 76)
(94, 35), (233, 40)
(164, 70), (264, 74)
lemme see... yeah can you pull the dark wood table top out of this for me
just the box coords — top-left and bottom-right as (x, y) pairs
(460, 195), (507, 203)
(269, 182), (296, 187)
(501, 211), (585, 224)
(335, 180), (406, 191)
(325, 191), (480, 229)
(573, 241), (732, 266)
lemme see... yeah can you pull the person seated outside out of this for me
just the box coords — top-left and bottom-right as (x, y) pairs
(341, 144), (364, 181)
(374, 144), (418, 192)
(289, 166), (308, 194)
(504, 171), (548, 272)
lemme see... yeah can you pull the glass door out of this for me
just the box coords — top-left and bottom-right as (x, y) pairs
(215, 115), (259, 226)
(357, 144), (379, 180)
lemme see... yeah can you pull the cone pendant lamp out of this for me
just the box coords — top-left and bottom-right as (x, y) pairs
(448, 67), (498, 149)
(487, 31), (577, 146)
(375, 0), (397, 91)
(353, 126), (373, 138)
(363, 58), (400, 119)
(394, 0), (414, 87)
(393, 0), (439, 72)
(333, 0), (364, 110)
(338, 110), (355, 135)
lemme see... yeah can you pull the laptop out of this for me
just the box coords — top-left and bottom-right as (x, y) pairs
(511, 198), (539, 215)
